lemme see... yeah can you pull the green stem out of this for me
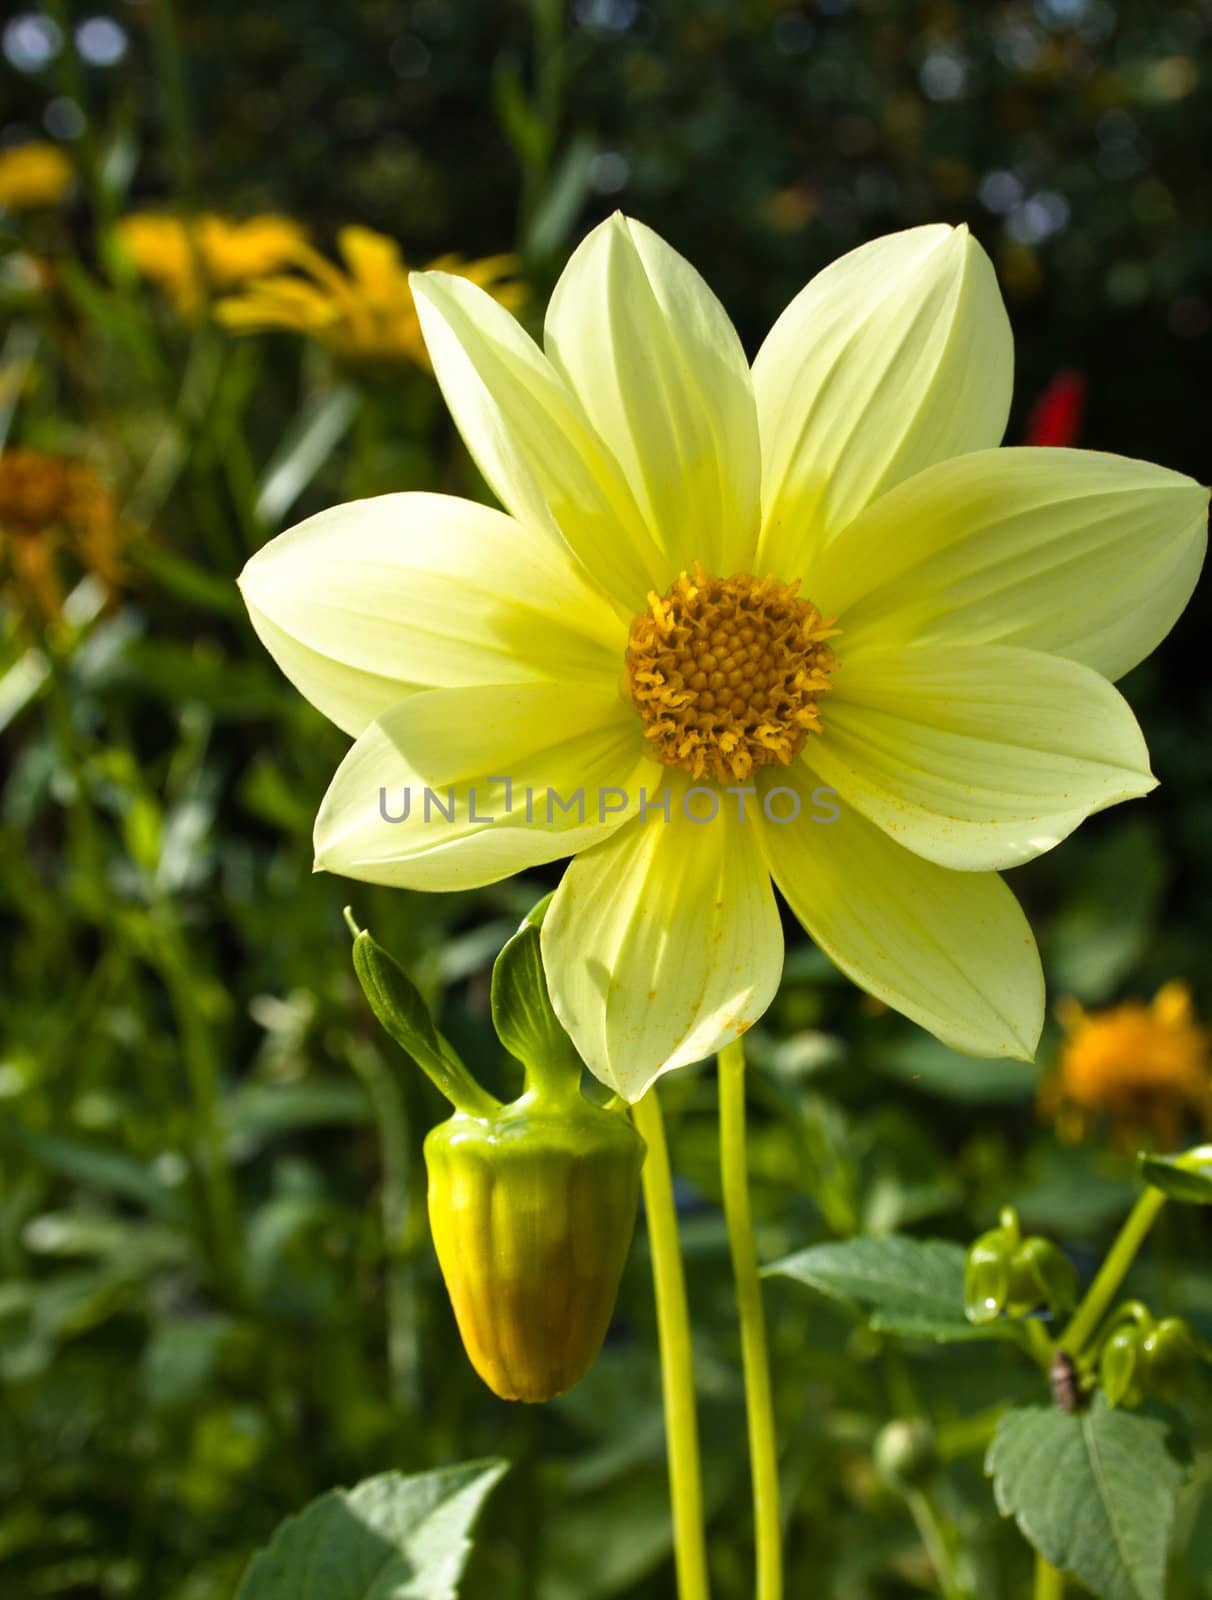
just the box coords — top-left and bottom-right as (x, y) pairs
(632, 1090), (711, 1600)
(154, 908), (244, 1305)
(1035, 1553), (1065, 1599)
(718, 1038), (782, 1600)
(1059, 1189), (1167, 1357)
(907, 1488), (968, 1600)
(1021, 1319), (1056, 1371)
(518, 0), (564, 235)
(935, 1405), (1005, 1462)
(45, 0), (118, 237)
(348, 1040), (420, 1413)
(150, 0), (198, 210)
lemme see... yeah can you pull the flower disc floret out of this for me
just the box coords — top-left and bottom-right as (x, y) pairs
(625, 563), (838, 783)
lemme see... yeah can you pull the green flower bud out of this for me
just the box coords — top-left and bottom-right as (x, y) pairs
(965, 1233), (1012, 1324)
(873, 1418), (939, 1493)
(964, 1209), (1022, 1324)
(1006, 1238), (1078, 1319)
(1142, 1317), (1199, 1405)
(1100, 1326), (1145, 1409)
(426, 1095), (645, 1404)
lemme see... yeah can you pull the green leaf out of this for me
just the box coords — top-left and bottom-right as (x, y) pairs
(491, 896), (581, 1094)
(873, 1032), (1038, 1103)
(224, 1081), (372, 1154)
(493, 57), (549, 169)
(236, 1460), (507, 1600)
(526, 135), (597, 259)
(765, 1235), (1015, 1342)
(14, 1129), (181, 1219)
(115, 639), (289, 720)
(1138, 1148), (1212, 1205)
(987, 1396), (1190, 1600)
(1042, 821), (1167, 1003)
(129, 544), (245, 618)
(256, 384), (359, 527)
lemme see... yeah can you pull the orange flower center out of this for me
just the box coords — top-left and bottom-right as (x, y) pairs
(624, 563), (839, 784)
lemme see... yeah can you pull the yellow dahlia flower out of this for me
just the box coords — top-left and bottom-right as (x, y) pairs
(239, 216), (1208, 1101)
(115, 213), (309, 316)
(0, 142), (72, 211)
(216, 225), (524, 367)
(1043, 982), (1212, 1151)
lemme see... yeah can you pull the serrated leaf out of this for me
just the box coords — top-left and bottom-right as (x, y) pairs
(236, 1460), (507, 1600)
(987, 1397), (1190, 1600)
(1138, 1148), (1212, 1205)
(765, 1235), (1015, 1342)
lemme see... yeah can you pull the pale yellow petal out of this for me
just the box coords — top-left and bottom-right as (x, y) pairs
(542, 775), (782, 1101)
(754, 224), (1012, 574)
(758, 765), (1043, 1060)
(313, 682), (652, 890)
(811, 446), (1209, 683)
(813, 643), (1155, 871)
(410, 269), (663, 609)
(543, 214), (761, 575)
(238, 492), (625, 736)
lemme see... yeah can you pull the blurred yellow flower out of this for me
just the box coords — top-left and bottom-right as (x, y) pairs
(115, 213), (309, 316)
(1043, 982), (1212, 1151)
(215, 225), (524, 366)
(0, 142), (72, 211)
(0, 448), (123, 621)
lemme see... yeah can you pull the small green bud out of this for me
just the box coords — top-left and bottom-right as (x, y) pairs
(1142, 1317), (1199, 1405)
(873, 1418), (939, 1493)
(1006, 1238), (1078, 1319)
(965, 1231), (1013, 1323)
(1100, 1326), (1145, 1409)
(426, 1096), (645, 1403)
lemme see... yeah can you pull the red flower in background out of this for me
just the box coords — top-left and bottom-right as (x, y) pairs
(1023, 368), (1086, 446)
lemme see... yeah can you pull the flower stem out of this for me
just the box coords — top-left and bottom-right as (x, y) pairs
(907, 1488), (969, 1600)
(1059, 1188), (1167, 1357)
(1035, 1553), (1066, 1599)
(632, 1090), (711, 1600)
(348, 1039), (420, 1412)
(153, 905), (244, 1306)
(718, 1037), (782, 1600)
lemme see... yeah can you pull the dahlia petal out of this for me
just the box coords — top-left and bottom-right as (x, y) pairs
(754, 224), (1012, 575)
(758, 764), (1043, 1060)
(544, 213), (761, 576)
(411, 269), (664, 608)
(813, 643), (1156, 871)
(542, 776), (783, 1100)
(313, 682), (651, 890)
(811, 446), (1209, 683)
(238, 492), (625, 736)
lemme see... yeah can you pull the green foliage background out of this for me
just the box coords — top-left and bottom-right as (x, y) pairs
(2, 1), (1211, 1596)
